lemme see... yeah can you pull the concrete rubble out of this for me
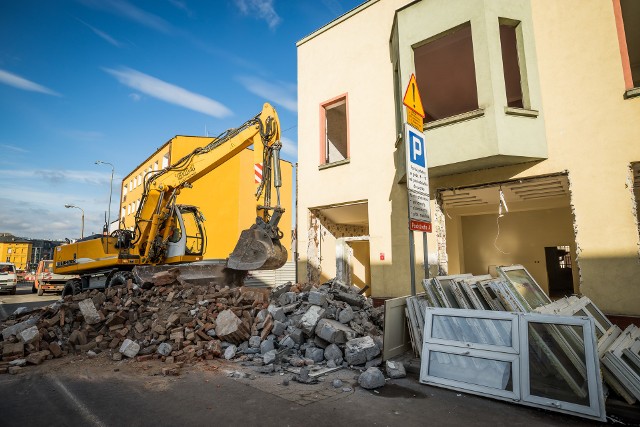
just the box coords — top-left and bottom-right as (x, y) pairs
(0, 277), (386, 381)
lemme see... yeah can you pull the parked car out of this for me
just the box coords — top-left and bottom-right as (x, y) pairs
(0, 263), (17, 295)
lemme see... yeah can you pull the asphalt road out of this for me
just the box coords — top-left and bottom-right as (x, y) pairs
(0, 281), (59, 321)
(0, 360), (601, 427)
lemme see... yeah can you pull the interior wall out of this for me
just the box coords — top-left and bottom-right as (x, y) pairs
(349, 240), (371, 294)
(459, 207), (577, 293)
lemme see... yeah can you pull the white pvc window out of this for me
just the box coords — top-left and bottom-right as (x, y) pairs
(421, 308), (606, 422)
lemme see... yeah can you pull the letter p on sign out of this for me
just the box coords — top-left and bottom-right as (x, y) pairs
(409, 129), (425, 167)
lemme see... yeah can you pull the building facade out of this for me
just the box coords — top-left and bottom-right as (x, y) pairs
(297, 0), (640, 316)
(0, 233), (32, 270)
(119, 135), (294, 262)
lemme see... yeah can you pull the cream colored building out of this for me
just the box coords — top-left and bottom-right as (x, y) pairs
(296, 0), (640, 317)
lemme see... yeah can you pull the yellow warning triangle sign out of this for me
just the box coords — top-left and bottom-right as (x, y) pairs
(403, 74), (425, 118)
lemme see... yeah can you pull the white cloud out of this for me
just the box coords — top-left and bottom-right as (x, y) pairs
(0, 168), (115, 186)
(62, 129), (105, 141)
(79, 0), (173, 34)
(0, 69), (61, 96)
(169, 0), (194, 17)
(0, 144), (28, 154)
(104, 67), (233, 118)
(77, 19), (122, 47)
(0, 170), (118, 240)
(234, 0), (281, 29)
(279, 136), (298, 161)
(236, 75), (297, 113)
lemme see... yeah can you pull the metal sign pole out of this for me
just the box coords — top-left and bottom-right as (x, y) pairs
(423, 232), (429, 280)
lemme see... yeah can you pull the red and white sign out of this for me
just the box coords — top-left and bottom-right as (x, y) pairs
(410, 219), (432, 233)
(254, 162), (263, 184)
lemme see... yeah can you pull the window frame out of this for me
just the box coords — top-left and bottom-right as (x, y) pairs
(319, 94), (350, 167)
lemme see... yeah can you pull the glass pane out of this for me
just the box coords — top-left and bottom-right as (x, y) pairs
(527, 322), (590, 406)
(584, 303), (612, 330)
(574, 310), (602, 339)
(438, 279), (460, 308)
(428, 351), (513, 391)
(432, 315), (512, 347)
(503, 269), (550, 309)
(621, 352), (640, 378)
(473, 288), (492, 310)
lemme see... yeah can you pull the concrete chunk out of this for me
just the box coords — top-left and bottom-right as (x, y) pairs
(78, 299), (102, 325)
(323, 343), (343, 363)
(224, 345), (237, 360)
(300, 305), (324, 335)
(260, 339), (275, 354)
(308, 291), (327, 306)
(19, 326), (40, 344)
(358, 367), (385, 389)
(386, 360), (407, 379)
(304, 347), (324, 363)
(2, 318), (37, 340)
(345, 336), (380, 365)
(338, 306), (354, 324)
(119, 339), (141, 358)
(272, 320), (286, 336)
(267, 304), (286, 322)
(315, 319), (356, 344)
(157, 342), (173, 356)
(215, 309), (250, 345)
(263, 349), (277, 364)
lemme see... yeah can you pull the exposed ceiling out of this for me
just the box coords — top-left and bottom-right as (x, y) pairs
(440, 175), (571, 215)
(317, 202), (368, 226)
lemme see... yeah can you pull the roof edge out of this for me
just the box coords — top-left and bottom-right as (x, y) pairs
(296, 0), (380, 47)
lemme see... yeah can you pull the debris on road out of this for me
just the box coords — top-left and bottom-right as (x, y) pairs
(0, 277), (384, 381)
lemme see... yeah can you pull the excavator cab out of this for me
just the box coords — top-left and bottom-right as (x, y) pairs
(166, 205), (206, 258)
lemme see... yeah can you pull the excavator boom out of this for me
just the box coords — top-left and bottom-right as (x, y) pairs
(54, 103), (288, 293)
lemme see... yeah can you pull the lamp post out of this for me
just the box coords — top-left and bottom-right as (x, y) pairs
(95, 160), (114, 233)
(65, 204), (85, 239)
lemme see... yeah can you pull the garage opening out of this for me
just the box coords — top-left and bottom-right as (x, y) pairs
(438, 174), (577, 298)
(307, 202), (370, 294)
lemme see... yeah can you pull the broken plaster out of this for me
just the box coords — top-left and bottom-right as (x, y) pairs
(626, 163), (640, 262)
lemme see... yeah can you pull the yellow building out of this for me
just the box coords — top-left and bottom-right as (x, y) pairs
(119, 135), (293, 262)
(297, 0), (639, 318)
(0, 233), (33, 270)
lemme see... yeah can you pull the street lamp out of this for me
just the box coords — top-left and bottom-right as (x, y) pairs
(95, 160), (114, 233)
(65, 204), (85, 239)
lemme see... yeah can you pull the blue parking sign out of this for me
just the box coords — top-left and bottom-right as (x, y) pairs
(409, 129), (425, 168)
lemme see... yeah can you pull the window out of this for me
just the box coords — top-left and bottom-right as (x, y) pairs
(154, 161), (158, 171)
(320, 95), (349, 165)
(414, 22), (479, 123)
(499, 19), (528, 109)
(421, 308), (606, 421)
(617, 0), (640, 90)
(121, 207), (126, 218)
(162, 153), (170, 169)
(129, 180), (133, 191)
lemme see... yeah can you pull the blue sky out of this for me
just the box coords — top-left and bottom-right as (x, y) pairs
(0, 0), (363, 240)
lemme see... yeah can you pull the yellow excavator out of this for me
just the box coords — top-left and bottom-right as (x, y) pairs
(53, 103), (288, 295)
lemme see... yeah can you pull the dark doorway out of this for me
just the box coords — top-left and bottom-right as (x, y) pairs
(545, 246), (574, 298)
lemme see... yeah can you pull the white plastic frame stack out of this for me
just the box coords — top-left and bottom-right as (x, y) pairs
(420, 307), (606, 421)
(402, 264), (639, 410)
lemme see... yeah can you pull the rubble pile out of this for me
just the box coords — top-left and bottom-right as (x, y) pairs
(0, 274), (385, 378)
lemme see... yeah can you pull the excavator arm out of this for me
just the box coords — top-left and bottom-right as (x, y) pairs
(132, 102), (287, 270)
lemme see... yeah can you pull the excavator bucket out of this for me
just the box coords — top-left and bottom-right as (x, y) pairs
(227, 227), (288, 271)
